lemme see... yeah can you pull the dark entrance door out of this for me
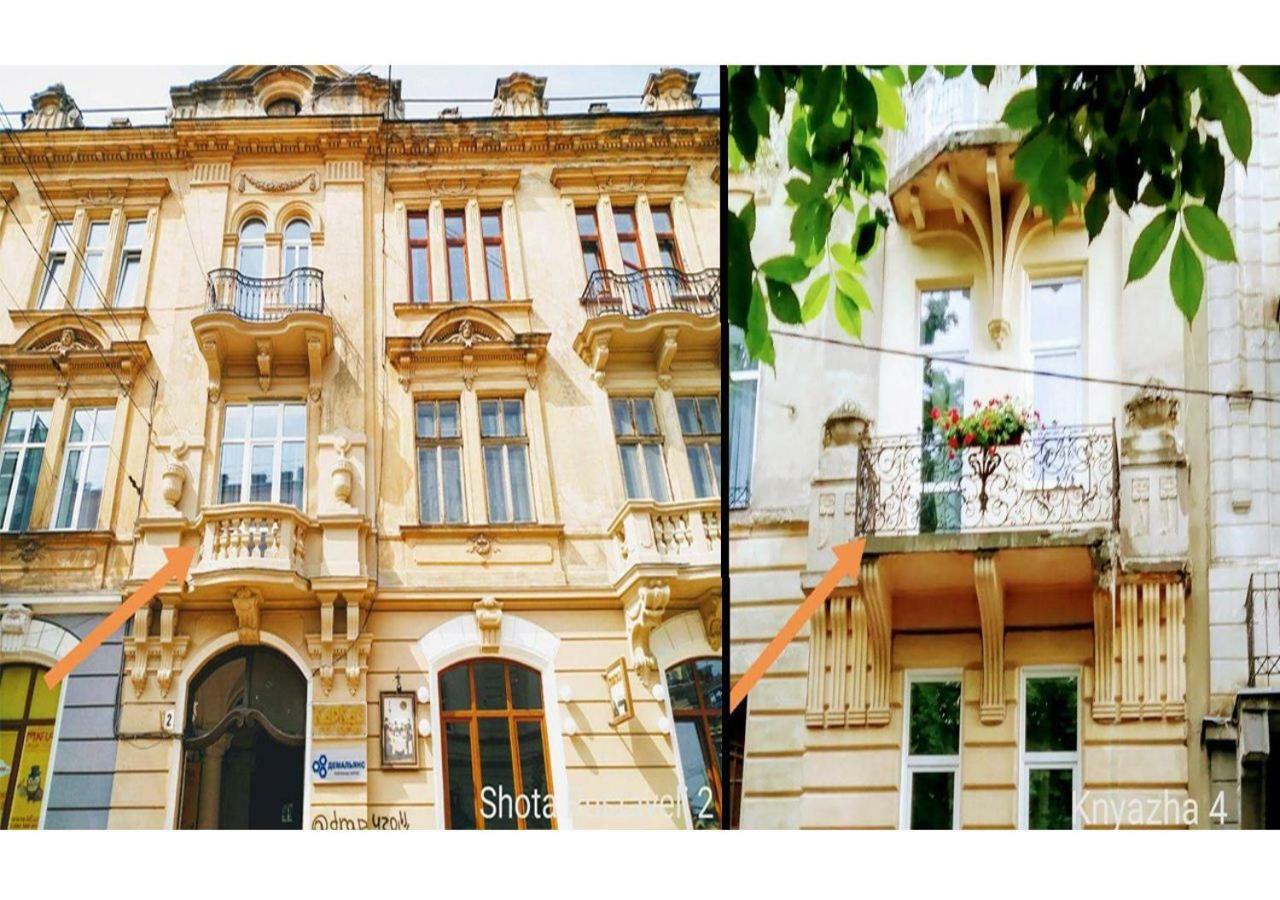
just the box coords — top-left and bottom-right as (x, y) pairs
(217, 719), (303, 829)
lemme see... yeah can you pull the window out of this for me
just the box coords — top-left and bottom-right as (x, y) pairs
(726, 699), (746, 830)
(651, 205), (683, 271)
(901, 673), (962, 829)
(445, 211), (468, 302)
(265, 97), (300, 117)
(113, 218), (146, 307)
(1029, 278), (1083, 427)
(1, 664), (62, 830)
(576, 209), (604, 279)
(610, 397), (669, 502)
(282, 219), (311, 306)
(439, 659), (553, 830)
(1019, 669), (1079, 830)
(52, 407), (114, 530)
(677, 396), (720, 499)
(415, 399), (464, 524)
(728, 326), (758, 509)
(667, 658), (723, 829)
(407, 212), (430, 303)
(919, 287), (971, 533)
(614, 206), (649, 312)
(0, 408), (50, 532)
(235, 218), (267, 316)
(74, 220), (110, 308)
(37, 224), (72, 309)
(217, 402), (306, 509)
(481, 211), (507, 301)
(480, 398), (532, 523)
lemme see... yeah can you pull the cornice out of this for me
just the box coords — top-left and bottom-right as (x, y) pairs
(385, 166), (521, 200)
(550, 162), (690, 196)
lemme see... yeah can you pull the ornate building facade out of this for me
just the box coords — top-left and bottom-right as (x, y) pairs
(0, 65), (722, 829)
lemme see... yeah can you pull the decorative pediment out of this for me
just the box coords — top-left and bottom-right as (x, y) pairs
(550, 163), (690, 198)
(0, 316), (150, 393)
(387, 306), (548, 390)
(35, 175), (170, 210)
(170, 66), (399, 120)
(385, 168), (521, 202)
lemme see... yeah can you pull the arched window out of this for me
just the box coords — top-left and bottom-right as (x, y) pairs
(282, 219), (312, 306)
(666, 656), (723, 828)
(235, 218), (267, 317)
(265, 97), (301, 117)
(438, 658), (553, 830)
(0, 663), (61, 830)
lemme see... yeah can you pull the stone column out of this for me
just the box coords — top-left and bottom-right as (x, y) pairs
(196, 734), (232, 830)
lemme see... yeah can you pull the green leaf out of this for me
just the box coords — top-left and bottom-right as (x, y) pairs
(765, 278), (803, 324)
(801, 273), (830, 322)
(833, 289), (863, 339)
(1083, 189), (1110, 240)
(1126, 210), (1177, 284)
(834, 270), (873, 311)
(739, 198), (756, 241)
(879, 66), (906, 88)
(971, 65), (996, 86)
(907, 65), (927, 84)
(1001, 89), (1039, 130)
(1013, 127), (1074, 223)
(1201, 67), (1252, 165)
(759, 254), (811, 283)
(831, 242), (857, 271)
(845, 69), (878, 131)
(1239, 66), (1280, 96)
(855, 220), (878, 258)
(1169, 231), (1204, 324)
(746, 281), (775, 365)
(871, 75), (905, 131)
(940, 65), (967, 79)
(727, 211), (753, 328)
(1183, 204), (1236, 261)
(787, 116), (811, 171)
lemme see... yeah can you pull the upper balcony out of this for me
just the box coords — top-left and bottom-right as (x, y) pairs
(192, 267), (333, 402)
(573, 267), (720, 386)
(1247, 571), (1280, 688)
(607, 496), (721, 601)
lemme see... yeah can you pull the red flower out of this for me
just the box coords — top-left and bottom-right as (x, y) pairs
(931, 407), (940, 420)
(949, 409), (959, 424)
(947, 436), (958, 449)
(963, 433), (975, 445)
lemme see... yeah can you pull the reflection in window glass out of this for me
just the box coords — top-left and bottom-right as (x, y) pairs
(728, 326), (759, 509)
(919, 287), (971, 533)
(0, 409), (51, 533)
(665, 658), (722, 828)
(1022, 672), (1078, 830)
(611, 397), (669, 501)
(904, 675), (961, 830)
(217, 402), (306, 509)
(53, 407), (114, 530)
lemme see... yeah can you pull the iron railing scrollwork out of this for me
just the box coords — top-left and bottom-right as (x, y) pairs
(580, 267), (719, 319)
(855, 424), (1119, 536)
(1246, 571), (1280, 687)
(728, 484), (750, 511)
(206, 267), (325, 321)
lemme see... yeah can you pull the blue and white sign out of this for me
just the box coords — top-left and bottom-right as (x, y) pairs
(310, 744), (367, 784)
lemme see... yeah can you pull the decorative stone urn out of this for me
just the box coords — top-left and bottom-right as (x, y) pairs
(805, 401), (873, 583)
(161, 461), (187, 508)
(1119, 380), (1188, 570)
(331, 440), (354, 505)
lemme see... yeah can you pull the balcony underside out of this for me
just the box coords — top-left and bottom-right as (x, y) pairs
(573, 310), (718, 386)
(192, 310), (333, 401)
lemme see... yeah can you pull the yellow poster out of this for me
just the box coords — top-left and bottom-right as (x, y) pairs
(6, 724), (54, 829)
(0, 729), (16, 821)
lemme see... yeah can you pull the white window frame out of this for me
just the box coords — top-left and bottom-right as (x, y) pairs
(1027, 276), (1085, 426)
(0, 407), (52, 532)
(50, 406), (114, 531)
(479, 397), (533, 523)
(1017, 665), (1082, 830)
(610, 395), (670, 502)
(281, 218), (312, 306)
(74, 219), (112, 309)
(917, 287), (972, 525)
(899, 669), (963, 830)
(415, 398), (466, 524)
(36, 223), (73, 310)
(113, 217), (148, 308)
(216, 401), (306, 508)
(728, 325), (759, 509)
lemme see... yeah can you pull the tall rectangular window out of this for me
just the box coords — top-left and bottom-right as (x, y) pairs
(1020, 669), (1079, 830)
(919, 287), (971, 533)
(408, 212), (431, 303)
(902, 673), (962, 830)
(0, 408), (51, 532)
(52, 407), (115, 530)
(576, 209), (603, 279)
(445, 211), (469, 302)
(611, 397), (669, 502)
(416, 399), (465, 524)
(651, 205), (683, 271)
(37, 224), (72, 309)
(480, 398), (532, 523)
(613, 207), (644, 273)
(1029, 278), (1083, 427)
(113, 218), (147, 307)
(75, 220), (110, 308)
(728, 326), (758, 510)
(677, 396), (720, 499)
(217, 402), (306, 509)
(481, 210), (507, 301)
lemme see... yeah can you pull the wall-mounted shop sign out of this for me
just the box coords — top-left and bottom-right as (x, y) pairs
(603, 657), (634, 726)
(380, 692), (418, 768)
(310, 744), (367, 784)
(312, 702), (367, 738)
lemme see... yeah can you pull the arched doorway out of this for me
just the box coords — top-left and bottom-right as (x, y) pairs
(177, 646), (305, 829)
(665, 657), (723, 829)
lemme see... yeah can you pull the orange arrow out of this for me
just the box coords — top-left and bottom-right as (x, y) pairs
(729, 538), (865, 714)
(44, 546), (196, 690)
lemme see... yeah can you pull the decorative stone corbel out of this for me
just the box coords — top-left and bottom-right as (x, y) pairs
(655, 327), (679, 390)
(312, 596), (336, 695)
(475, 596), (502, 652)
(804, 559), (892, 727)
(123, 601), (188, 698)
(973, 553), (1006, 724)
(200, 338), (222, 401)
(0, 602), (33, 653)
(305, 330), (326, 404)
(699, 593), (722, 652)
(255, 338), (272, 391)
(231, 587), (262, 645)
(625, 580), (670, 676)
(587, 333), (611, 386)
(154, 603), (188, 697)
(343, 600), (370, 696)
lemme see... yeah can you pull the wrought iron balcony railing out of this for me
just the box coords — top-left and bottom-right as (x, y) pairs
(1246, 571), (1280, 687)
(728, 484), (750, 511)
(855, 424), (1119, 537)
(206, 267), (325, 321)
(580, 267), (719, 319)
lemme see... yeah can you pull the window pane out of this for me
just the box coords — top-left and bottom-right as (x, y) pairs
(675, 720), (717, 829)
(480, 400), (500, 437)
(477, 718), (517, 830)
(920, 288), (971, 354)
(695, 659), (723, 709)
(581, 246), (601, 276)
(652, 208), (674, 234)
(218, 443), (244, 503)
(507, 445), (531, 522)
(484, 445), (508, 522)
(284, 219), (310, 243)
(0, 452), (17, 528)
(486, 246), (507, 300)
(27, 669), (61, 719)
(576, 211), (598, 237)
(676, 398), (700, 434)
(282, 404), (305, 439)
(418, 446), (440, 523)
(666, 662), (698, 709)
(115, 255), (141, 307)
(123, 218), (146, 249)
(614, 210), (636, 234)
(502, 399), (523, 437)
(249, 444), (275, 502)
(516, 721), (552, 829)
(38, 257), (65, 308)
(910, 771), (955, 829)
(642, 443), (669, 502)
(708, 439), (722, 487)
(69, 409), (90, 442)
(1025, 676), (1078, 753)
(698, 397), (720, 433)
(688, 446), (715, 499)
(55, 449), (82, 529)
(658, 239), (679, 270)
(223, 405), (248, 440)
(1028, 768), (1074, 829)
(509, 665), (542, 710)
(619, 240), (642, 270)
(1032, 350), (1082, 426)
(416, 401), (436, 439)
(474, 660), (507, 709)
(445, 722), (477, 829)
(408, 215), (428, 241)
(633, 398), (659, 435)
(438, 401), (458, 438)
(91, 408), (114, 442)
(618, 446), (644, 500)
(440, 666), (471, 711)
(610, 399), (634, 436)
(237, 244), (263, 280)
(444, 214), (465, 240)
(1030, 280), (1082, 344)
(279, 441), (304, 509)
(481, 212), (501, 238)
(9, 449), (42, 532)
(50, 224), (72, 251)
(909, 680), (961, 755)
(410, 247), (429, 302)
(4, 409), (31, 443)
(29, 411), (50, 443)
(251, 404), (279, 439)
(75, 445), (108, 529)
(441, 447), (464, 523)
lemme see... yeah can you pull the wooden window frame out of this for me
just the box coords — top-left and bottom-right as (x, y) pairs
(575, 207), (604, 279)
(479, 397), (533, 524)
(0, 663), (59, 830)
(667, 657), (723, 828)
(438, 658), (555, 830)
(407, 211), (431, 304)
(612, 205), (645, 274)
(444, 210), (470, 303)
(650, 203), (684, 272)
(480, 209), (508, 301)
(414, 398), (465, 524)
(611, 396), (670, 502)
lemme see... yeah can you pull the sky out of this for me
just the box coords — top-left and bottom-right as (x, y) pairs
(0, 65), (718, 127)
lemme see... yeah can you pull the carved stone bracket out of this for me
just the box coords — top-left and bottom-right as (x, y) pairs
(123, 602), (190, 698)
(1092, 573), (1186, 722)
(625, 580), (671, 676)
(475, 596), (502, 652)
(0, 602), (33, 653)
(231, 587), (262, 645)
(699, 593), (722, 652)
(973, 553), (1006, 724)
(655, 327), (679, 390)
(307, 596), (371, 697)
(806, 559), (892, 728)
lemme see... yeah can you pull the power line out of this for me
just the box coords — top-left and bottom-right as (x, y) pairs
(770, 329), (1280, 405)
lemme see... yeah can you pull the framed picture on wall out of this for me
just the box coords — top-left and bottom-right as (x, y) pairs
(603, 657), (634, 726)
(380, 692), (418, 768)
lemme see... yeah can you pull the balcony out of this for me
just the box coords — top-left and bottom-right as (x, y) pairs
(193, 503), (310, 582)
(855, 425), (1119, 538)
(192, 268), (333, 402)
(608, 497), (721, 599)
(1247, 571), (1280, 687)
(573, 268), (720, 386)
